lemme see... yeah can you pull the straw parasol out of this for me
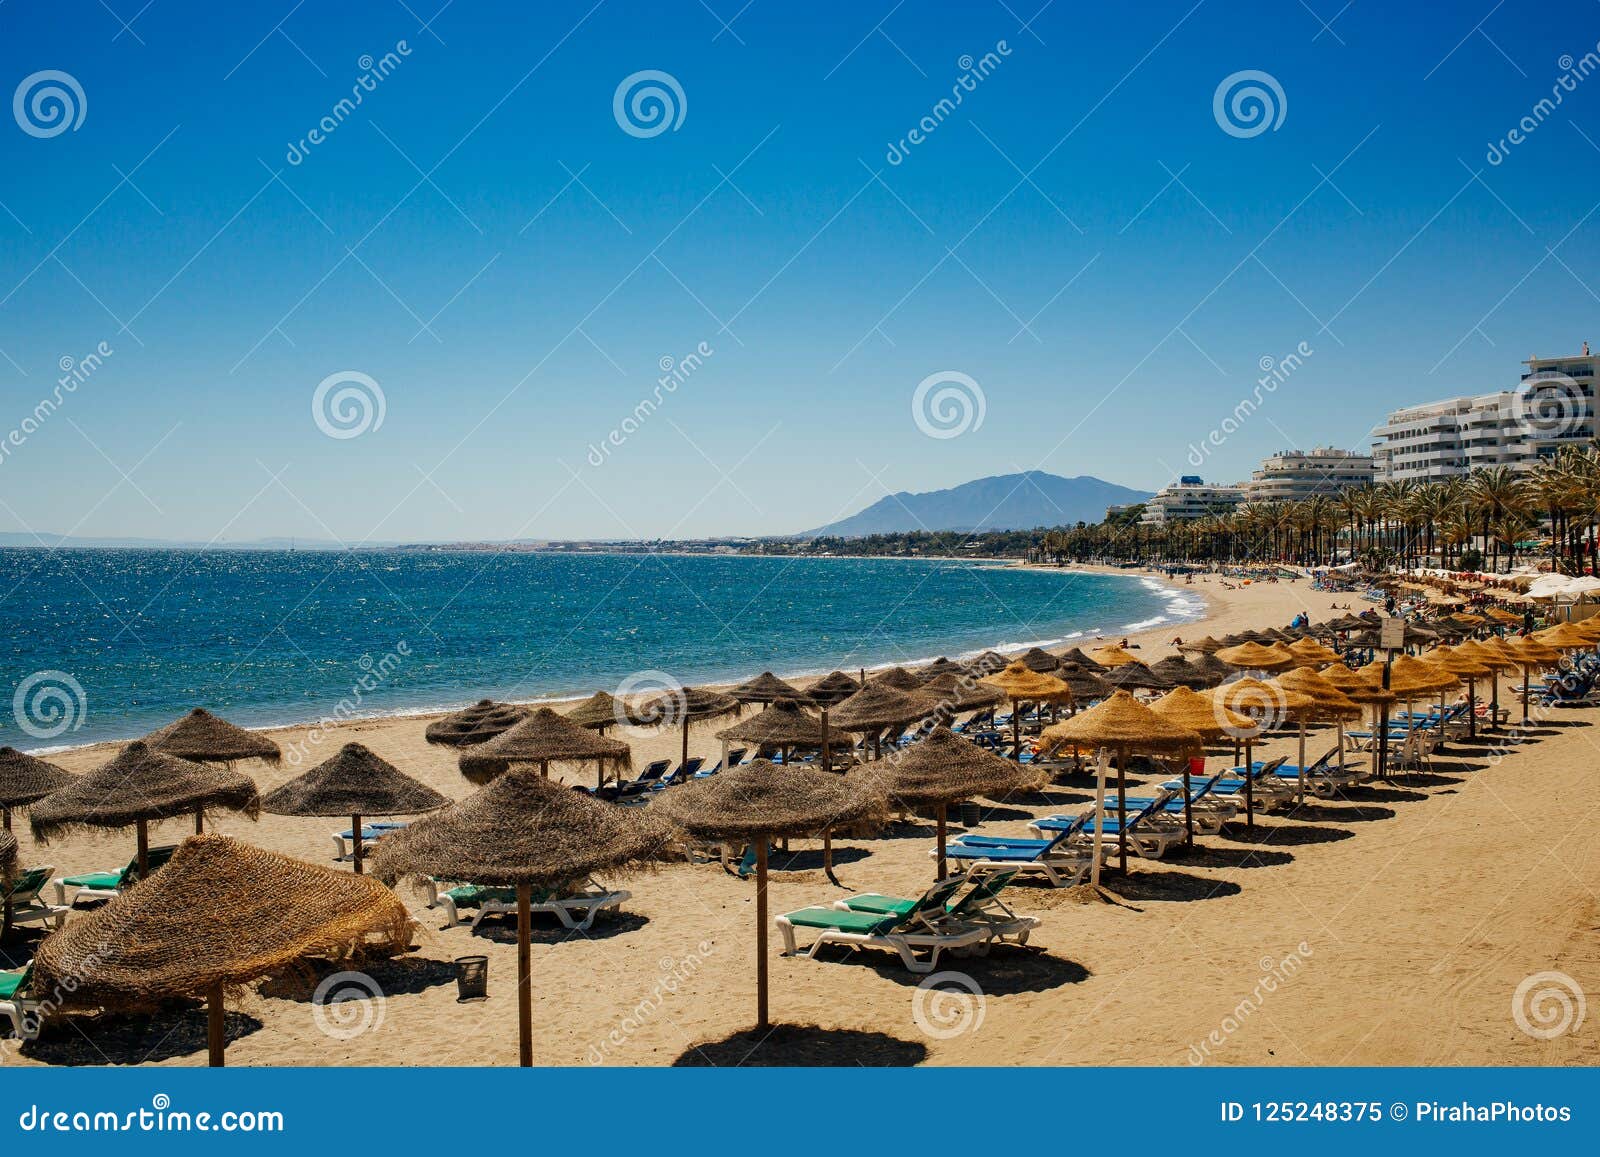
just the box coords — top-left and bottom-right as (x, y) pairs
(30, 741), (260, 876)
(261, 743), (449, 874)
(1055, 661), (1113, 706)
(803, 670), (860, 706)
(1206, 677), (1320, 817)
(1500, 636), (1561, 722)
(1455, 638), (1518, 730)
(1087, 644), (1140, 668)
(963, 651), (1012, 677)
(1271, 668), (1363, 800)
(1040, 692), (1202, 878)
(1179, 635), (1225, 654)
(1535, 621), (1598, 651)
(145, 708), (281, 766)
(829, 683), (931, 759)
(425, 699), (531, 747)
(0, 746), (74, 831)
(32, 834), (411, 1065)
(653, 760), (885, 1030)
(1214, 641), (1295, 671)
(917, 657), (967, 681)
(562, 690), (625, 731)
(626, 686), (740, 777)
(872, 666), (929, 693)
(1423, 646), (1493, 738)
(716, 698), (831, 765)
(1097, 660), (1173, 692)
(0, 830), (14, 883)
(373, 770), (673, 1066)
(1059, 647), (1108, 672)
(457, 707), (631, 787)
(1148, 654), (1216, 690)
(1288, 636), (1342, 665)
(981, 661), (1071, 761)
(921, 672), (1006, 716)
(1149, 686), (1257, 844)
(729, 671), (808, 705)
(1018, 646), (1062, 673)
(868, 725), (1045, 878)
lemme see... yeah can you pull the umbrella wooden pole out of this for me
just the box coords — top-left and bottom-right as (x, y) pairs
(681, 728), (690, 776)
(194, 809), (204, 836)
(516, 884), (533, 1067)
(755, 840), (770, 1030)
(1296, 722), (1307, 805)
(936, 804), (947, 880)
(351, 813), (364, 875)
(1182, 757), (1194, 848)
(820, 709), (831, 771)
(1012, 699), (1022, 762)
(207, 983), (226, 1067)
(1488, 671), (1500, 731)
(1521, 665), (1531, 724)
(1243, 740), (1255, 829)
(136, 819), (150, 879)
(2, 807), (10, 831)
(1467, 681), (1476, 739)
(1116, 743), (1129, 875)
(1089, 749), (1109, 889)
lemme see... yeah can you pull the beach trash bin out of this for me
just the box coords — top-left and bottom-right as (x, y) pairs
(958, 801), (982, 827)
(455, 955), (489, 1001)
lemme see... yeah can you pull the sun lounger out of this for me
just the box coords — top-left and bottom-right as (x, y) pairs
(833, 870), (1038, 946)
(0, 963), (42, 1041)
(53, 844), (178, 907)
(941, 814), (1104, 886)
(776, 877), (988, 972)
(1032, 776), (1233, 837)
(331, 821), (408, 862)
(994, 790), (1187, 859)
(425, 878), (631, 931)
(4, 866), (68, 932)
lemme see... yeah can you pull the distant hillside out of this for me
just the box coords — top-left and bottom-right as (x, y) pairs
(800, 472), (1152, 537)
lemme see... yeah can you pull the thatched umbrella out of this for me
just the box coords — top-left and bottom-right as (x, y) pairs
(1098, 661), (1173, 692)
(1040, 691), (1201, 878)
(0, 746), (74, 831)
(963, 650), (1011, 677)
(1455, 638), (1517, 730)
(803, 670), (860, 706)
(921, 672), (1006, 717)
(1149, 686), (1259, 843)
(626, 686), (739, 776)
(1534, 622), (1595, 650)
(1087, 644), (1139, 668)
(1214, 641), (1295, 672)
(30, 741), (260, 877)
(652, 761), (885, 1029)
(1149, 654), (1215, 690)
(1018, 646), (1062, 673)
(261, 743), (449, 874)
(425, 699), (531, 747)
(1501, 636), (1561, 722)
(1274, 667), (1363, 794)
(1423, 646), (1493, 738)
(870, 666), (927, 693)
(145, 708), (281, 770)
(1207, 678), (1317, 822)
(729, 671), (808, 705)
(1349, 657), (1450, 776)
(980, 661), (1071, 761)
(1179, 635), (1225, 654)
(869, 725), (1045, 878)
(1059, 647), (1108, 672)
(716, 698), (831, 766)
(33, 834), (411, 1066)
(0, 830), (14, 883)
(1288, 636), (1342, 665)
(829, 683), (931, 759)
(373, 770), (673, 1066)
(1056, 661), (1113, 707)
(457, 707), (631, 786)
(562, 690), (625, 731)
(917, 657), (966, 681)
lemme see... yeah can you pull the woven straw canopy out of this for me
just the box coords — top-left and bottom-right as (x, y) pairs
(1098, 660), (1173, 691)
(1040, 690), (1203, 756)
(1288, 637), (1342, 664)
(917, 658), (966, 681)
(1273, 668), (1362, 720)
(1320, 662), (1396, 704)
(626, 686), (740, 729)
(1535, 622), (1596, 650)
(1350, 657), (1454, 697)
(32, 834), (411, 1011)
(30, 742), (260, 842)
(1059, 647), (1107, 672)
(563, 690), (625, 731)
(869, 725), (1045, 807)
(803, 670), (860, 705)
(963, 651), (1011, 676)
(1056, 661), (1112, 701)
(1208, 676), (1318, 723)
(652, 759), (886, 841)
(829, 683), (931, 732)
(1018, 647), (1062, 673)
(871, 667), (928, 693)
(1455, 638), (1517, 672)
(0, 830), (15, 881)
(1214, 641), (1295, 671)
(981, 660), (1070, 701)
(1503, 637), (1561, 665)
(1179, 635), (1225, 654)
(920, 672), (1005, 712)
(146, 708), (280, 765)
(0, 746), (74, 810)
(1149, 686), (1257, 740)
(729, 671), (808, 704)
(262, 743), (449, 818)
(1424, 645), (1492, 680)
(715, 698), (829, 747)
(1148, 655), (1216, 690)
(457, 708), (632, 785)
(425, 699), (531, 747)
(372, 769), (674, 889)
(1086, 644), (1139, 668)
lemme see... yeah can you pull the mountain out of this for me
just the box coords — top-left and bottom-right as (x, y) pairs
(799, 472), (1153, 537)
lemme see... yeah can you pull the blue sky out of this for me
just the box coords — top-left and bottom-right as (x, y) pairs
(2, 0), (1599, 542)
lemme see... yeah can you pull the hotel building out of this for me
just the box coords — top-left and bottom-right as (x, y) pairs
(1139, 476), (1246, 524)
(1244, 447), (1374, 502)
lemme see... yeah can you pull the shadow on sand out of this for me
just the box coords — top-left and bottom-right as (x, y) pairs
(673, 1024), (927, 1066)
(19, 1007), (263, 1066)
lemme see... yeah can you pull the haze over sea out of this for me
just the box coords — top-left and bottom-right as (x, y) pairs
(0, 550), (1203, 750)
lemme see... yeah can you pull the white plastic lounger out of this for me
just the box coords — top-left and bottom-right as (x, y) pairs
(3, 867), (67, 931)
(424, 879), (630, 931)
(776, 878), (988, 973)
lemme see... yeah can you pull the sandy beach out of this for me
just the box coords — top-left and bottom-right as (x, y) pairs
(5, 568), (1597, 1068)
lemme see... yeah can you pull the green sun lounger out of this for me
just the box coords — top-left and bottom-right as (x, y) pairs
(776, 876), (990, 972)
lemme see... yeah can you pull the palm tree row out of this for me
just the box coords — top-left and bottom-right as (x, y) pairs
(1037, 445), (1600, 575)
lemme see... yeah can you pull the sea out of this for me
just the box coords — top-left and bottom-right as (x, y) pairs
(0, 550), (1205, 750)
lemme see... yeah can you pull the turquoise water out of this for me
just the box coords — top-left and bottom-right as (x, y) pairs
(0, 550), (1203, 750)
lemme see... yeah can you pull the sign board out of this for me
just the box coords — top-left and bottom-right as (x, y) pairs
(1379, 616), (1406, 651)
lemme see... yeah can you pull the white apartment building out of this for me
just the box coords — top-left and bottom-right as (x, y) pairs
(1140, 476), (1246, 524)
(1371, 351), (1597, 482)
(1245, 447), (1374, 502)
